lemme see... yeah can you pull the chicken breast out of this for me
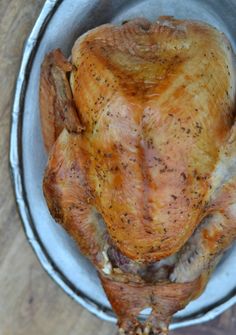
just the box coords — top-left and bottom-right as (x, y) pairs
(40, 17), (236, 335)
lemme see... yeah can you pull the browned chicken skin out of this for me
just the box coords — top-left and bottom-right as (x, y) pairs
(40, 17), (236, 335)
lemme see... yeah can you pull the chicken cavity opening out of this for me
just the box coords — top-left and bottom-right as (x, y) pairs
(96, 210), (177, 281)
(97, 209), (227, 284)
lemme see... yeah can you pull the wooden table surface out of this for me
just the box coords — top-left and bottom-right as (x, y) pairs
(0, 1), (235, 334)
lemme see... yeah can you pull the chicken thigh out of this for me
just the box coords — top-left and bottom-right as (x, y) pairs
(40, 17), (236, 335)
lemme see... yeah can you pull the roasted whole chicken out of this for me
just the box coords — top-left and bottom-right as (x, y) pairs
(40, 17), (236, 335)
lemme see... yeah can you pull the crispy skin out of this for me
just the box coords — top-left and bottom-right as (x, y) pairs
(40, 49), (83, 152)
(69, 17), (235, 262)
(171, 194), (236, 282)
(43, 129), (106, 267)
(172, 123), (236, 282)
(43, 127), (210, 334)
(40, 17), (236, 335)
(101, 273), (207, 335)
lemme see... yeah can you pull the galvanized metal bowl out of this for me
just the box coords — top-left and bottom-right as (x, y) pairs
(10, 0), (236, 330)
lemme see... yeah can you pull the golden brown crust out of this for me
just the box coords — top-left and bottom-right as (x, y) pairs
(101, 273), (207, 334)
(69, 18), (235, 261)
(39, 49), (83, 153)
(39, 17), (236, 335)
(43, 129), (105, 267)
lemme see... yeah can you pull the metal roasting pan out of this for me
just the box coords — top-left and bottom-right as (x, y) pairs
(10, 0), (236, 330)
